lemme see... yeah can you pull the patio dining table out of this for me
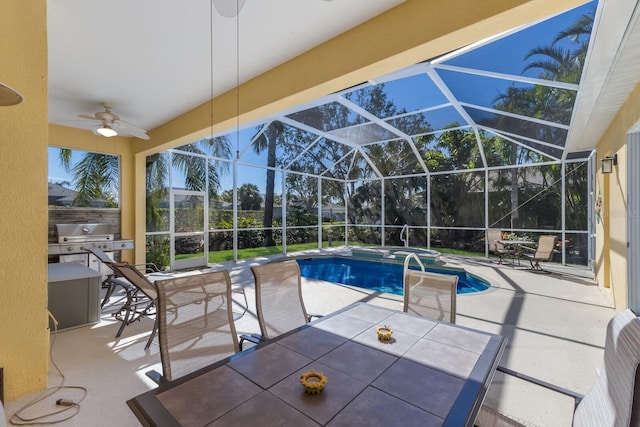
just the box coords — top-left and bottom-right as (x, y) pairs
(127, 302), (506, 427)
(498, 239), (537, 266)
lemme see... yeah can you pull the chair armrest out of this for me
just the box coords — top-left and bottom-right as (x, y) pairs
(497, 365), (583, 408)
(307, 313), (323, 322)
(134, 263), (160, 273)
(239, 333), (264, 351)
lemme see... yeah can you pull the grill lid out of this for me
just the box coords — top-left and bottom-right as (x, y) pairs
(55, 223), (114, 243)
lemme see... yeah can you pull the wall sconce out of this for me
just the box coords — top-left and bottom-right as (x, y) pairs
(0, 83), (23, 106)
(601, 154), (617, 174)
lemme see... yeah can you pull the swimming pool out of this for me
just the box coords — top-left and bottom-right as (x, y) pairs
(296, 256), (489, 295)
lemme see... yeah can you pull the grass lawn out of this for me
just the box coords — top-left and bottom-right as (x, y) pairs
(204, 242), (485, 263)
(207, 242), (320, 263)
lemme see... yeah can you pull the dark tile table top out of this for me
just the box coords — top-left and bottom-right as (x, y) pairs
(128, 302), (506, 427)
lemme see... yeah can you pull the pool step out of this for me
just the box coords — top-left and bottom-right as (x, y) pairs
(350, 247), (440, 266)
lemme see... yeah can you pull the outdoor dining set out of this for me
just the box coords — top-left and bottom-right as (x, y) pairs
(87, 246), (640, 427)
(486, 228), (558, 272)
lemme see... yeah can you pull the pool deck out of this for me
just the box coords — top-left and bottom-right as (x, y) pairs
(5, 247), (615, 426)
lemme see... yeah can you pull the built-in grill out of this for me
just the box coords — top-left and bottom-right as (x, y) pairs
(49, 223), (134, 278)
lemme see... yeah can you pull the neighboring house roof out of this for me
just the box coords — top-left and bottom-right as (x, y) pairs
(48, 183), (77, 206)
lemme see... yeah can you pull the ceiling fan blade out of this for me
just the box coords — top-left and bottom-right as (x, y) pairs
(78, 114), (99, 121)
(113, 120), (150, 140)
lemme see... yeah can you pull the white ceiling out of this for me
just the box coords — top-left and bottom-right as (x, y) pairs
(47, 0), (405, 134)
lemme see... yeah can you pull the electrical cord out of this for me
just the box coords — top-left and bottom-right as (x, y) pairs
(9, 311), (88, 425)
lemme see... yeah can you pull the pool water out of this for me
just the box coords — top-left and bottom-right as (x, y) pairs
(296, 257), (489, 295)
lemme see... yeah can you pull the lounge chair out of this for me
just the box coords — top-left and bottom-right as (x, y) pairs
(86, 247), (158, 348)
(521, 235), (557, 272)
(239, 259), (321, 350)
(475, 309), (640, 426)
(110, 262), (159, 349)
(403, 268), (457, 324)
(85, 246), (159, 308)
(486, 228), (514, 265)
(146, 270), (239, 383)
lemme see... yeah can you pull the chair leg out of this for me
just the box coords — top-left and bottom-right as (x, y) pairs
(528, 259), (551, 274)
(100, 276), (118, 308)
(145, 317), (157, 350)
(114, 289), (140, 338)
(115, 303), (132, 338)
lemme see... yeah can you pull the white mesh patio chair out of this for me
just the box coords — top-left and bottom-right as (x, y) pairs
(239, 259), (320, 350)
(475, 309), (640, 426)
(403, 269), (457, 324)
(146, 270), (239, 383)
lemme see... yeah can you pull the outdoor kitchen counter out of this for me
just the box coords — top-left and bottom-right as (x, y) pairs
(48, 262), (102, 282)
(47, 263), (102, 330)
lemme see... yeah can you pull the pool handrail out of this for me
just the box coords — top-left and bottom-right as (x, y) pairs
(404, 252), (426, 273)
(400, 224), (409, 248)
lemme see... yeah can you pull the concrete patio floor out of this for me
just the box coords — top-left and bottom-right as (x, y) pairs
(5, 248), (615, 426)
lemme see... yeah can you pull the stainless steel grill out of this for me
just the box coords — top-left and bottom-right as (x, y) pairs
(49, 223), (134, 279)
(48, 223), (134, 256)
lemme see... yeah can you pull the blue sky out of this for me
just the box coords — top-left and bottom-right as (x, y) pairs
(48, 146), (85, 184)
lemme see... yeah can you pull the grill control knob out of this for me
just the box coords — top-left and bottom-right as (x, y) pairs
(67, 247), (74, 252)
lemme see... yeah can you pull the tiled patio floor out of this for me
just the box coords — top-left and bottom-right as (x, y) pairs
(5, 248), (615, 426)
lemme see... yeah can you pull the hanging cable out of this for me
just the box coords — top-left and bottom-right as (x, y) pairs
(235, 0), (241, 159)
(9, 312), (88, 425)
(210, 0), (215, 143)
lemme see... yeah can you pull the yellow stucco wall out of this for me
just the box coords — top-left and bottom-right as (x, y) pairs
(0, 0), (50, 400)
(594, 81), (640, 309)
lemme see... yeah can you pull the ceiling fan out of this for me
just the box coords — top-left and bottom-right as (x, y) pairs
(78, 102), (150, 140)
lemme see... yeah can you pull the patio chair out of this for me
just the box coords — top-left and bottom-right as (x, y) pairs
(107, 262), (158, 349)
(85, 246), (159, 308)
(239, 259), (321, 350)
(486, 228), (514, 265)
(521, 235), (557, 272)
(146, 270), (239, 383)
(475, 309), (640, 427)
(403, 269), (458, 324)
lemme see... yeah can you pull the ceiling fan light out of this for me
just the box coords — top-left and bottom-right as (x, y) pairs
(97, 124), (117, 137)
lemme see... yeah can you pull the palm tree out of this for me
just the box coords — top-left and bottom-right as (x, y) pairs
(251, 121), (283, 246)
(57, 134), (232, 223)
(57, 148), (119, 207)
(489, 8), (594, 230)
(237, 183), (262, 210)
